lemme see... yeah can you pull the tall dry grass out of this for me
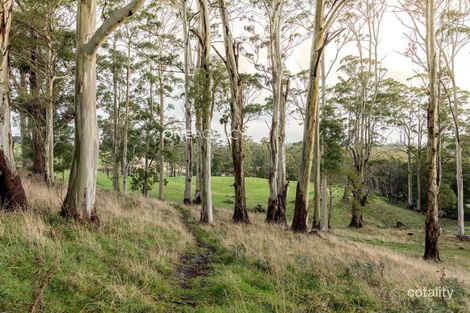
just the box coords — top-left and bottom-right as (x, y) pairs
(187, 206), (470, 309)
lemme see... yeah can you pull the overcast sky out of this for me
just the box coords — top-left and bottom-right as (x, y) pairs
(203, 1), (470, 144)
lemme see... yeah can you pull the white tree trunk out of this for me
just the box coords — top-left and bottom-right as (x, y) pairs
(292, 0), (326, 232)
(44, 14), (55, 187)
(158, 70), (165, 201)
(122, 34), (132, 194)
(320, 174), (328, 231)
(182, 0), (192, 204)
(198, 0), (213, 224)
(62, 0), (146, 221)
(266, 0), (283, 222)
(407, 140), (413, 209)
(112, 35), (121, 192)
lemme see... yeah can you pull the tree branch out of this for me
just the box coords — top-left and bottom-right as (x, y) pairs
(84, 0), (146, 55)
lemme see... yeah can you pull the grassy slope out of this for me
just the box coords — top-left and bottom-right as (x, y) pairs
(96, 172), (470, 268)
(1, 174), (468, 312)
(94, 172), (470, 270)
(94, 172), (312, 214)
(0, 178), (192, 312)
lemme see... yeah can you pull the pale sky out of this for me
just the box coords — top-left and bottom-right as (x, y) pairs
(218, 1), (470, 144)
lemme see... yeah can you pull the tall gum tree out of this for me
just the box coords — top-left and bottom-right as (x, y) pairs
(61, 0), (146, 222)
(0, 0), (28, 211)
(181, 0), (193, 205)
(423, 0), (441, 261)
(194, 0), (213, 224)
(291, 0), (346, 232)
(437, 0), (469, 239)
(266, 0), (283, 223)
(217, 0), (249, 223)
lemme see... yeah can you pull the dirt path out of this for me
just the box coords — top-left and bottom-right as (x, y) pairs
(173, 206), (216, 307)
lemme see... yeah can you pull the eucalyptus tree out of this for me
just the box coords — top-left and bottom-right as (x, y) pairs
(389, 83), (417, 209)
(12, 0), (73, 182)
(0, 0), (28, 211)
(121, 23), (139, 194)
(43, 1), (75, 187)
(138, 0), (182, 201)
(330, 57), (394, 228)
(98, 32), (126, 192)
(216, 0), (249, 223)
(423, 0), (441, 260)
(291, 0), (347, 232)
(397, 0), (442, 260)
(319, 104), (344, 231)
(437, 0), (470, 239)
(243, 0), (311, 225)
(193, 0), (213, 223)
(180, 0), (194, 204)
(61, 0), (146, 222)
(343, 0), (386, 228)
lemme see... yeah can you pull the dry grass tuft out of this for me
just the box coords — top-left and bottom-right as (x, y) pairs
(187, 205), (469, 310)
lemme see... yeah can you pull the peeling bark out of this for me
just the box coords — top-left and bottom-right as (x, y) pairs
(198, 0), (213, 224)
(266, 0), (283, 223)
(0, 0), (28, 211)
(292, 0), (326, 232)
(423, 0), (440, 261)
(217, 0), (249, 224)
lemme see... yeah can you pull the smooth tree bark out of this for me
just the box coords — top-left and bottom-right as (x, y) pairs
(449, 83), (465, 239)
(30, 29), (46, 179)
(111, 35), (121, 192)
(450, 84), (465, 239)
(44, 11), (56, 187)
(312, 83), (321, 230)
(197, 0), (213, 224)
(292, 0), (346, 232)
(158, 67), (165, 201)
(437, 2), (468, 238)
(266, 0), (283, 223)
(217, 0), (249, 223)
(320, 173), (328, 231)
(319, 56), (327, 231)
(346, 0), (385, 228)
(61, 0), (146, 222)
(276, 78), (289, 225)
(182, 0), (192, 205)
(19, 70), (29, 170)
(122, 29), (132, 194)
(0, 0), (28, 211)
(423, 0), (440, 261)
(416, 105), (425, 212)
(406, 140), (413, 209)
(143, 76), (154, 198)
(194, 107), (202, 204)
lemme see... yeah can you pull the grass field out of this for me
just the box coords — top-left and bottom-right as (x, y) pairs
(91, 172), (312, 214)
(89, 172), (470, 268)
(93, 172), (470, 269)
(1, 173), (467, 312)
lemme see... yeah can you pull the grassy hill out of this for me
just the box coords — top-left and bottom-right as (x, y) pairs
(0, 175), (468, 312)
